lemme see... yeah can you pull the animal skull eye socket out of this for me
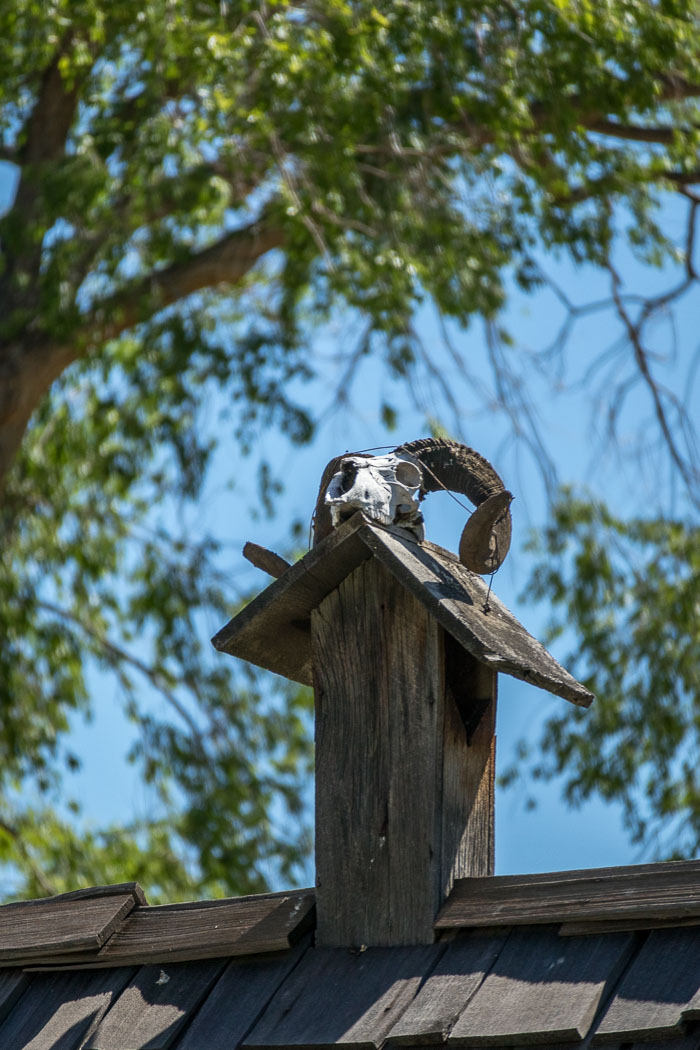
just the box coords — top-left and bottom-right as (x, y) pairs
(394, 461), (422, 488)
(339, 463), (358, 494)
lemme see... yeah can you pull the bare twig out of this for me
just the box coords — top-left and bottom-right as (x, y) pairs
(606, 258), (700, 502)
(35, 599), (208, 756)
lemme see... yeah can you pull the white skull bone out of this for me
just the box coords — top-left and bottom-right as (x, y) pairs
(324, 453), (424, 537)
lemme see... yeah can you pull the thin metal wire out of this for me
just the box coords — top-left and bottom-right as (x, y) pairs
(340, 447), (473, 511)
(411, 457), (474, 513)
(483, 571), (496, 614)
(308, 445), (478, 548)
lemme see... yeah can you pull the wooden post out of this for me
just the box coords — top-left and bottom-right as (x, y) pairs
(312, 558), (496, 947)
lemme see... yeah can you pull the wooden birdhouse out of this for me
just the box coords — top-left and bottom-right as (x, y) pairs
(212, 440), (593, 947)
(5, 444), (700, 1050)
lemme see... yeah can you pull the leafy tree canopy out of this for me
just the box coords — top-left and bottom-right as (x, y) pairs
(512, 495), (700, 858)
(0, 0), (698, 898)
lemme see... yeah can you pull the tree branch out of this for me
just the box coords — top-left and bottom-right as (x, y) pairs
(664, 169), (700, 187)
(586, 120), (679, 145)
(2, 32), (99, 315)
(0, 215), (284, 489)
(65, 156), (274, 290)
(79, 214), (284, 345)
(606, 258), (700, 502)
(656, 72), (700, 102)
(392, 72), (700, 169)
(17, 32), (88, 167)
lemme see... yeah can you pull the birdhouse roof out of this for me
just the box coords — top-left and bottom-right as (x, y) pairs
(212, 511), (593, 707)
(2, 860), (700, 1048)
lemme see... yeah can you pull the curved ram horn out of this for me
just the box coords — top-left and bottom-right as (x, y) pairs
(395, 438), (513, 574)
(313, 438), (512, 575)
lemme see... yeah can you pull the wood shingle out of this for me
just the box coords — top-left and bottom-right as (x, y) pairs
(0, 863), (699, 1049)
(212, 514), (594, 708)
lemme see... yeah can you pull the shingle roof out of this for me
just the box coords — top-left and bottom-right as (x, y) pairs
(212, 513), (594, 707)
(2, 860), (700, 1050)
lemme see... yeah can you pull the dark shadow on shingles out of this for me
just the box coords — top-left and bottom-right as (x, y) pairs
(243, 945), (442, 1048)
(385, 930), (508, 1046)
(445, 926), (640, 1046)
(0, 969), (29, 1027)
(175, 941), (311, 1050)
(0, 968), (135, 1050)
(485, 925), (636, 990)
(608, 928), (700, 1007)
(86, 959), (225, 1049)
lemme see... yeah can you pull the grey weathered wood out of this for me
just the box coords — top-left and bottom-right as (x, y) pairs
(0, 892), (138, 963)
(560, 915), (700, 936)
(0, 968), (135, 1050)
(387, 931), (508, 1044)
(0, 970), (28, 1025)
(448, 858), (700, 887)
(213, 513), (593, 707)
(0, 882), (147, 908)
(243, 945), (440, 1049)
(86, 959), (225, 1049)
(243, 541), (291, 578)
(360, 527), (591, 706)
(628, 1037), (700, 1050)
(443, 636), (497, 881)
(681, 975), (700, 1019)
(437, 860), (700, 931)
(313, 559), (443, 946)
(594, 928), (700, 1042)
(449, 927), (635, 1045)
(33, 890), (315, 967)
(213, 514), (372, 684)
(313, 559), (495, 947)
(178, 940), (309, 1050)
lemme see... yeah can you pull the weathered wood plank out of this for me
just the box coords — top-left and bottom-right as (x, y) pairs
(0, 968), (135, 1050)
(98, 892), (314, 964)
(0, 970), (28, 1026)
(560, 915), (700, 936)
(682, 979), (700, 1020)
(36, 890), (315, 968)
(387, 931), (508, 1044)
(359, 526), (593, 707)
(212, 513), (372, 684)
(243, 944), (440, 1049)
(443, 635), (497, 882)
(242, 542), (291, 579)
(507, 1036), (700, 1050)
(446, 858), (700, 889)
(177, 940), (309, 1050)
(0, 893), (138, 963)
(448, 927), (635, 1046)
(313, 559), (496, 948)
(437, 860), (700, 930)
(628, 1037), (700, 1050)
(1, 883), (147, 908)
(213, 513), (592, 708)
(313, 559), (444, 946)
(594, 928), (700, 1042)
(86, 959), (225, 1049)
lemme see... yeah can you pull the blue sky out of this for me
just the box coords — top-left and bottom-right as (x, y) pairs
(2, 161), (698, 888)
